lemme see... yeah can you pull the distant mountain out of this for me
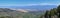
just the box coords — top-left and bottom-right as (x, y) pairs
(0, 5), (58, 18)
(9, 5), (57, 10)
(0, 5), (57, 10)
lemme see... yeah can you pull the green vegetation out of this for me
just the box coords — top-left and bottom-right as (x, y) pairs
(0, 5), (60, 18)
(40, 5), (60, 18)
(0, 8), (42, 18)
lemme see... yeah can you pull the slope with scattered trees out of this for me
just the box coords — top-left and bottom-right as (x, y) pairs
(40, 5), (60, 18)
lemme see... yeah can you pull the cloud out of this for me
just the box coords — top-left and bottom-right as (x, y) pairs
(39, 3), (57, 5)
(55, 3), (60, 5)
(0, 3), (58, 6)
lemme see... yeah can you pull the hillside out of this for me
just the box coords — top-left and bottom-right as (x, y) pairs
(0, 8), (44, 18)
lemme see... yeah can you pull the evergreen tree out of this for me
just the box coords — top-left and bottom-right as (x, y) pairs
(44, 10), (49, 18)
(57, 5), (60, 18)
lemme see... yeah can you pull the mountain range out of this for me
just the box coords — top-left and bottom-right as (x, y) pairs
(0, 5), (58, 18)
(0, 5), (57, 10)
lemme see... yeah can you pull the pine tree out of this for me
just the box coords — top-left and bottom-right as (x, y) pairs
(44, 10), (49, 18)
(57, 5), (60, 18)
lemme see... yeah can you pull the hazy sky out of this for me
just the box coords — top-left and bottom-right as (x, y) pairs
(0, 0), (59, 6)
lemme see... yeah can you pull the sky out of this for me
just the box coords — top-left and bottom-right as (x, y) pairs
(0, 0), (59, 6)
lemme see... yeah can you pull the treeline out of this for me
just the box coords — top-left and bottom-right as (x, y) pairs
(40, 5), (60, 18)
